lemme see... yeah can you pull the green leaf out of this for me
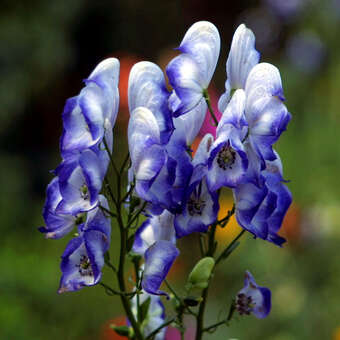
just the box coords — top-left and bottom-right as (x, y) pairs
(139, 297), (151, 323)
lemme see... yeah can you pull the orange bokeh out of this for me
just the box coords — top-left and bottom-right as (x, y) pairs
(100, 316), (127, 340)
(215, 196), (242, 243)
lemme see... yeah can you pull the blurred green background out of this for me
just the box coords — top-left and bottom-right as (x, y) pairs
(2, 0), (340, 339)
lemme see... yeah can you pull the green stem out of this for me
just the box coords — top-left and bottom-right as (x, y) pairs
(215, 229), (246, 265)
(195, 224), (217, 340)
(203, 89), (219, 126)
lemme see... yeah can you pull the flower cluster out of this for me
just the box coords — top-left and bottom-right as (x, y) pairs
(40, 20), (292, 337)
(40, 59), (120, 292)
(128, 22), (292, 300)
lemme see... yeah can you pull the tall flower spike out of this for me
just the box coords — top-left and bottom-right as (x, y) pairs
(60, 58), (119, 157)
(236, 271), (271, 319)
(167, 21), (220, 117)
(219, 24), (260, 112)
(128, 61), (174, 144)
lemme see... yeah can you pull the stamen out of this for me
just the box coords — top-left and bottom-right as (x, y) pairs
(217, 144), (236, 170)
(236, 293), (254, 315)
(187, 195), (206, 216)
(76, 254), (93, 276)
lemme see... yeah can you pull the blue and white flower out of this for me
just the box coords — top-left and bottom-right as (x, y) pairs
(167, 21), (220, 117)
(175, 134), (219, 238)
(219, 24), (260, 111)
(207, 90), (248, 191)
(54, 149), (103, 215)
(60, 58), (119, 158)
(58, 196), (111, 293)
(142, 240), (179, 297)
(236, 271), (271, 319)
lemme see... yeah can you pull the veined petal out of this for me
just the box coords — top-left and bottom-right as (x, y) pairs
(179, 21), (220, 88)
(128, 61), (174, 144)
(167, 55), (204, 116)
(142, 240), (179, 297)
(166, 21), (220, 117)
(245, 63), (285, 117)
(60, 58), (119, 156)
(86, 58), (120, 126)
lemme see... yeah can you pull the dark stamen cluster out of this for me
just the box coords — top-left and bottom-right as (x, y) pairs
(236, 293), (253, 315)
(217, 145), (236, 170)
(187, 196), (206, 216)
(76, 255), (93, 276)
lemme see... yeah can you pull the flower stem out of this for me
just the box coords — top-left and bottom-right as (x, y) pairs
(203, 89), (219, 126)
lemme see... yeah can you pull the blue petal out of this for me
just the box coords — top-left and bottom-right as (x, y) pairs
(142, 240), (179, 297)
(86, 58), (120, 126)
(219, 24), (260, 112)
(40, 177), (77, 239)
(245, 63), (285, 118)
(133, 210), (176, 255)
(128, 61), (174, 144)
(175, 179), (219, 238)
(166, 21), (220, 117)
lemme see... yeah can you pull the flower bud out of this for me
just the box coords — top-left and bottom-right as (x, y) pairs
(186, 257), (215, 291)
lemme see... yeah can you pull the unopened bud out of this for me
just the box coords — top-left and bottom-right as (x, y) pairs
(186, 257), (215, 291)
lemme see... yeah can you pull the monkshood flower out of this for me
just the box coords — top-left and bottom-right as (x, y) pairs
(131, 291), (166, 340)
(128, 106), (177, 213)
(167, 21), (220, 117)
(54, 149), (103, 215)
(128, 61), (174, 144)
(218, 24), (260, 111)
(218, 24), (291, 167)
(39, 177), (84, 239)
(132, 211), (179, 297)
(133, 210), (176, 255)
(142, 240), (179, 297)
(60, 58), (119, 158)
(175, 134), (219, 238)
(58, 195), (111, 293)
(233, 153), (292, 246)
(235, 271), (271, 319)
(244, 63), (291, 164)
(207, 89), (248, 191)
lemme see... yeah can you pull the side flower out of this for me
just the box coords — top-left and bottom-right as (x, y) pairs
(235, 271), (271, 319)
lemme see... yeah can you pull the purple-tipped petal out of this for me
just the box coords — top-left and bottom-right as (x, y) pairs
(128, 61), (174, 144)
(133, 210), (176, 255)
(166, 21), (220, 117)
(236, 271), (271, 319)
(142, 240), (179, 297)
(219, 24), (260, 111)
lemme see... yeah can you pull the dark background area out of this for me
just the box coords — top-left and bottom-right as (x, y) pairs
(1, 0), (340, 339)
